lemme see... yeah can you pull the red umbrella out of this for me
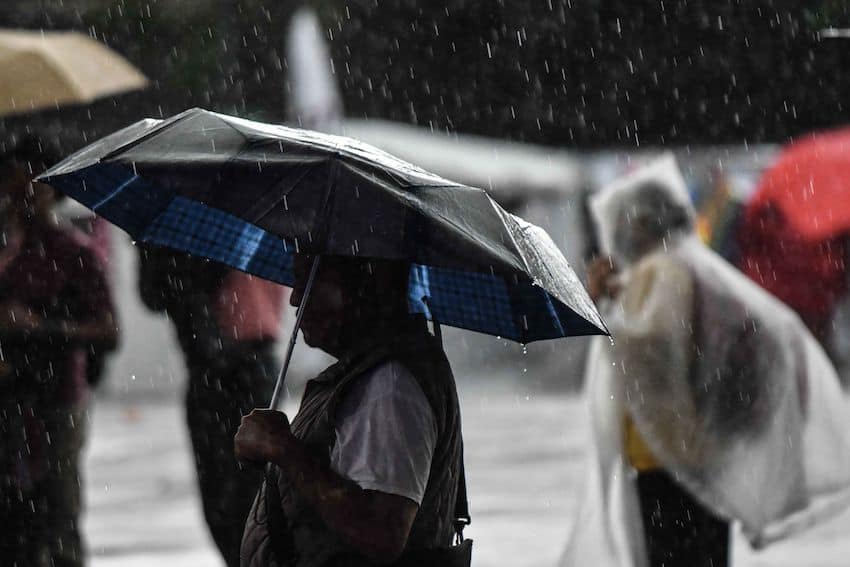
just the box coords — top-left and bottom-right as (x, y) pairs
(739, 127), (850, 338)
(746, 126), (850, 241)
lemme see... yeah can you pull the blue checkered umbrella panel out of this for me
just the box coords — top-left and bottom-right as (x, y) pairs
(38, 108), (607, 342)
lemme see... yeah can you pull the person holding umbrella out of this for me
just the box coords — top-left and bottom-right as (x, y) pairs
(35, 106), (607, 566)
(236, 254), (465, 565)
(0, 28), (148, 396)
(0, 135), (119, 567)
(562, 156), (850, 567)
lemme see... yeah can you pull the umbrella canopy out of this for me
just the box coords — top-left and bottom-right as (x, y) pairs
(341, 119), (582, 204)
(0, 29), (148, 117)
(746, 126), (850, 242)
(37, 108), (606, 343)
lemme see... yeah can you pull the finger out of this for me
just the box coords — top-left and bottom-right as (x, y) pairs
(250, 408), (275, 420)
(233, 434), (255, 458)
(236, 458), (266, 472)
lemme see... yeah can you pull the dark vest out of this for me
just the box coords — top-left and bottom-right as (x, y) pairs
(241, 319), (463, 567)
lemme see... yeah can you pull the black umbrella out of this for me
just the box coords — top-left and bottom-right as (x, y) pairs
(38, 107), (606, 406)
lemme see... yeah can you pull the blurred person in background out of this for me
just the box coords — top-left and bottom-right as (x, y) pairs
(738, 202), (847, 350)
(694, 167), (747, 265)
(561, 156), (850, 567)
(54, 202), (116, 389)
(737, 128), (850, 364)
(0, 135), (119, 567)
(137, 245), (286, 567)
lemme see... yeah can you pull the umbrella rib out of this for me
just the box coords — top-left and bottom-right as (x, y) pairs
(99, 108), (198, 162)
(217, 111), (252, 144)
(345, 167), (517, 272)
(315, 157), (341, 251)
(90, 174), (140, 211)
(487, 197), (532, 275)
(250, 163), (323, 224)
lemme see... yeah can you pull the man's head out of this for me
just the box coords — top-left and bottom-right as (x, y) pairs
(612, 181), (693, 263)
(290, 254), (410, 357)
(0, 135), (62, 224)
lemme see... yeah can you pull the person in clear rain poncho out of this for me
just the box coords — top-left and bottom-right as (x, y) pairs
(561, 156), (850, 567)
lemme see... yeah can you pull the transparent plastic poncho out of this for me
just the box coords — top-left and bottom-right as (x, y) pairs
(562, 155), (850, 567)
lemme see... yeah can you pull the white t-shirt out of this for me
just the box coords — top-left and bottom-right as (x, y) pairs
(330, 360), (438, 505)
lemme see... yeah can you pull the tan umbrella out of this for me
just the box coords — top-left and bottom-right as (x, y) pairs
(0, 29), (148, 117)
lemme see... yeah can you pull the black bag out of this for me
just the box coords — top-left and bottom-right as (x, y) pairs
(392, 539), (473, 567)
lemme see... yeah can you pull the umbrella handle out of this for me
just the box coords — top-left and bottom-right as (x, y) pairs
(268, 255), (321, 410)
(260, 255), (320, 531)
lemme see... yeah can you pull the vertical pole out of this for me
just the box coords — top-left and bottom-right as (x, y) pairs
(268, 255), (321, 410)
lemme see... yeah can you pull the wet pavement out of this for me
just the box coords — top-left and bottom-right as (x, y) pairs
(83, 381), (850, 567)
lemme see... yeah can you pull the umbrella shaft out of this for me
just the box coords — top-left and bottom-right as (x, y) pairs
(268, 255), (321, 410)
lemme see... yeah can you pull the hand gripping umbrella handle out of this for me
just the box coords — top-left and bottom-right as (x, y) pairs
(256, 257), (321, 545)
(268, 255), (321, 410)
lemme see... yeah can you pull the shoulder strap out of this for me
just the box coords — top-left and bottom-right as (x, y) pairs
(454, 443), (471, 543)
(430, 316), (471, 543)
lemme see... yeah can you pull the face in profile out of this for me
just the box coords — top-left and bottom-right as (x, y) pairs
(290, 254), (350, 356)
(290, 254), (410, 356)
